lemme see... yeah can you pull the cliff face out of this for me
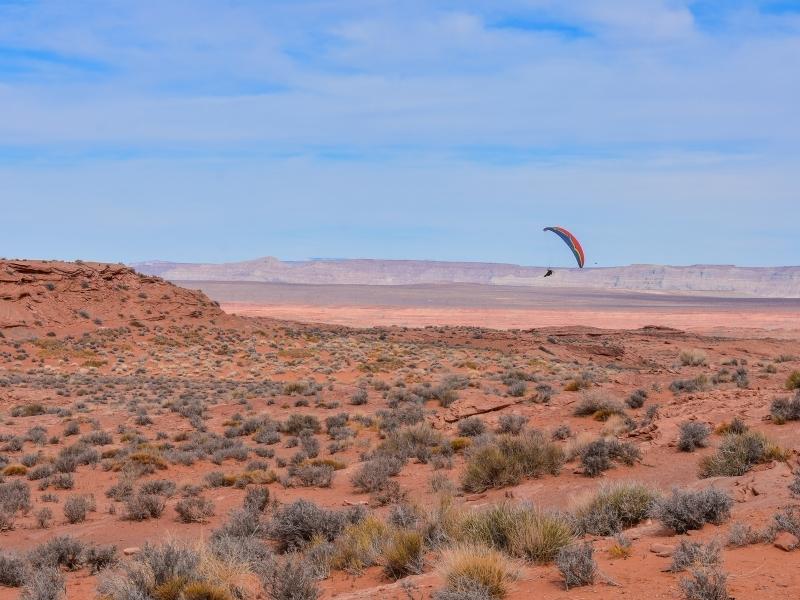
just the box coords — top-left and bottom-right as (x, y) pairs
(0, 260), (224, 333)
(132, 258), (800, 298)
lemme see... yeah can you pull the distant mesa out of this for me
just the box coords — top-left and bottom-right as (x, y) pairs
(131, 257), (800, 298)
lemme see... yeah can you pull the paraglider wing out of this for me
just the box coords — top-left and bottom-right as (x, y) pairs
(543, 226), (585, 268)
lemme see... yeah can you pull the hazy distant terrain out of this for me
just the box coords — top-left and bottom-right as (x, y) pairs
(134, 257), (800, 297)
(189, 281), (800, 335)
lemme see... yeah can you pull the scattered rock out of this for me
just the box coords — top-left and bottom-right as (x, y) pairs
(773, 532), (799, 552)
(465, 493), (487, 502)
(650, 543), (675, 557)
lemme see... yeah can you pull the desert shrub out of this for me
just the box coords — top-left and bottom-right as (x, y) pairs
(770, 393), (800, 424)
(433, 578), (493, 600)
(532, 383), (553, 404)
(458, 418), (486, 438)
(300, 434), (320, 459)
(205, 471), (233, 488)
(461, 431), (564, 492)
(305, 537), (336, 581)
(551, 425), (571, 440)
(496, 415), (527, 435)
(292, 464), (334, 488)
(11, 404), (46, 417)
(20, 567), (64, 600)
(21, 453), (40, 468)
(430, 473), (457, 495)
(436, 386), (460, 408)
(769, 506), (800, 538)
(651, 488), (732, 534)
(670, 375), (710, 394)
(555, 543), (596, 590)
(0, 551), (25, 587)
(282, 415), (320, 436)
(263, 554), (319, 600)
(331, 516), (387, 574)
(507, 509), (574, 564)
(564, 374), (593, 392)
(81, 430), (113, 446)
(27, 464), (53, 481)
(626, 389), (648, 409)
(678, 422), (711, 452)
(732, 367), (749, 388)
(641, 403), (660, 425)
(670, 540), (720, 573)
(351, 455), (405, 493)
(786, 370), (800, 390)
(457, 502), (573, 564)
(384, 529), (424, 579)
(106, 480), (134, 501)
(439, 544), (514, 599)
(377, 423), (444, 461)
(213, 508), (265, 540)
(139, 479), (177, 497)
(573, 391), (625, 421)
(97, 540), (201, 599)
(4, 464), (27, 476)
(50, 473), (74, 490)
(63, 421), (80, 437)
(714, 417), (748, 436)
(35, 507), (53, 529)
(679, 566), (728, 600)
(350, 388), (368, 405)
(507, 381), (527, 397)
(63, 495), (93, 524)
(175, 497), (215, 523)
(376, 404), (425, 432)
(270, 499), (364, 552)
(210, 532), (275, 580)
(607, 533), (632, 559)
(573, 481), (659, 536)
(0, 479), (31, 515)
(680, 349), (708, 366)
(243, 487), (270, 513)
(83, 544), (118, 574)
(699, 430), (785, 477)
(388, 503), (420, 529)
(726, 522), (760, 547)
(253, 428), (281, 445)
(123, 493), (166, 521)
(28, 536), (85, 570)
(579, 438), (640, 477)
(789, 470), (800, 498)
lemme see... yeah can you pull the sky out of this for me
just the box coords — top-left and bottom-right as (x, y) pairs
(0, 0), (798, 267)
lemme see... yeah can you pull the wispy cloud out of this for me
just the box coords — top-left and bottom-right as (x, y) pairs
(0, 1), (797, 265)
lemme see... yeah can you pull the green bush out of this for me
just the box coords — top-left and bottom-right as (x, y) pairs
(461, 432), (564, 492)
(786, 371), (800, 390)
(574, 482), (658, 536)
(699, 430), (786, 477)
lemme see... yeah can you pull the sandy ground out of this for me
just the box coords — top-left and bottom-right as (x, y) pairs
(181, 281), (800, 338)
(224, 302), (800, 337)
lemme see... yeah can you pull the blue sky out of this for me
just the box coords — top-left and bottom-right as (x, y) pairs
(0, 1), (798, 267)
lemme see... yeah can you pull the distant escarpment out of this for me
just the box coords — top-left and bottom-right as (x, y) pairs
(132, 257), (800, 298)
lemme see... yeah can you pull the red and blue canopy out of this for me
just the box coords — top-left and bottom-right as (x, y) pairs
(543, 226), (585, 268)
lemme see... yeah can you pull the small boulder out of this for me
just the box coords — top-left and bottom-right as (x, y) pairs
(650, 543), (675, 557)
(773, 532), (799, 552)
(123, 547), (140, 556)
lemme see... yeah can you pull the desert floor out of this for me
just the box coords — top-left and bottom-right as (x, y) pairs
(191, 281), (800, 337)
(1, 264), (799, 600)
